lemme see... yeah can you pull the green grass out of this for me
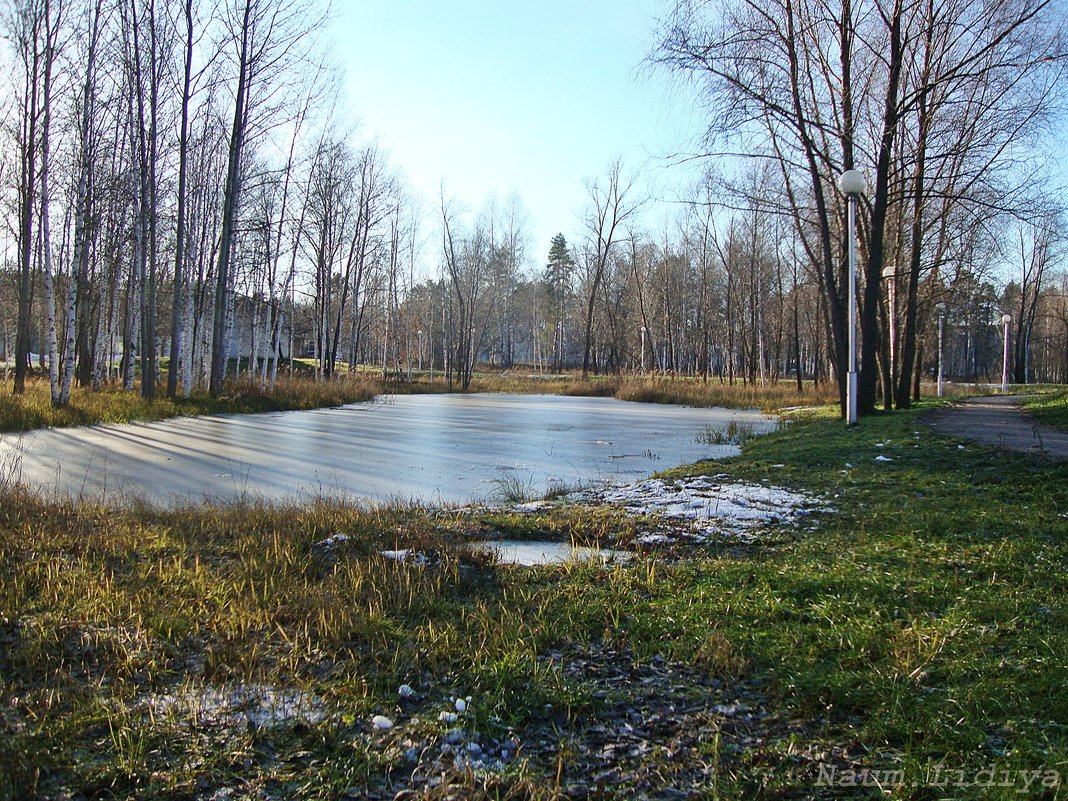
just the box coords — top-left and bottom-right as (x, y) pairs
(1023, 388), (1068, 431)
(0, 375), (377, 432)
(0, 403), (1066, 798)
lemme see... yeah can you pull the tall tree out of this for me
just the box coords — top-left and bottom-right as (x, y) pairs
(122, 0), (165, 399)
(209, 0), (323, 396)
(10, 0), (46, 394)
(57, 0), (106, 406)
(580, 159), (637, 380)
(38, 0), (64, 405)
(166, 0), (197, 398)
(544, 232), (574, 371)
(1011, 216), (1058, 383)
(654, 0), (1067, 415)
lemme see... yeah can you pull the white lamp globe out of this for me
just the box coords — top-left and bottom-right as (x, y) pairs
(839, 170), (867, 196)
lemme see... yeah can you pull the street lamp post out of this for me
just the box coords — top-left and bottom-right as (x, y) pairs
(417, 329), (423, 373)
(936, 302), (946, 398)
(838, 170), (867, 425)
(1001, 313), (1011, 394)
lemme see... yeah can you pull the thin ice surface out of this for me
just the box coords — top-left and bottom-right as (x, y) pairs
(0, 394), (773, 506)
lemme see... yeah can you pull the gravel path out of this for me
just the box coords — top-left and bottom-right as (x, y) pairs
(925, 394), (1068, 460)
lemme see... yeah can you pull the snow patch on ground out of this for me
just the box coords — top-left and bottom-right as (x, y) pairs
(469, 540), (632, 566)
(313, 533), (349, 550)
(381, 549), (432, 567)
(512, 500), (551, 513)
(143, 684), (325, 729)
(568, 475), (831, 542)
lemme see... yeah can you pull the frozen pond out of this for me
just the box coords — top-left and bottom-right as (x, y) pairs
(0, 393), (774, 507)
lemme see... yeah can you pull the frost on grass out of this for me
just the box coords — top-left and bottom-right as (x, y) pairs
(568, 475), (831, 543)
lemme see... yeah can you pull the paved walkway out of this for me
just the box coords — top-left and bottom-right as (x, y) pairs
(925, 394), (1068, 460)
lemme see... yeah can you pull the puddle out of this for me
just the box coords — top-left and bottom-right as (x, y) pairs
(470, 540), (632, 566)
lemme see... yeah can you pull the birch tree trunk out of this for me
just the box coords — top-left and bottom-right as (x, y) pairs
(13, 4), (44, 396)
(210, 0), (252, 397)
(168, 0), (196, 398)
(39, 0), (61, 404)
(59, 0), (104, 406)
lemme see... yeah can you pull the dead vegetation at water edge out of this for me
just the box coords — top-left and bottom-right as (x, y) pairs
(0, 375), (379, 433)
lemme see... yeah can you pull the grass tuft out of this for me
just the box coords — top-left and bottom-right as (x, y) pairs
(694, 419), (757, 445)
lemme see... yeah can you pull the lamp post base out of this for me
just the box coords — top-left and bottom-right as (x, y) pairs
(847, 371), (858, 426)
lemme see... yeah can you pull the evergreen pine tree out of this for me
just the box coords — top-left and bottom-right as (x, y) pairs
(544, 233), (574, 370)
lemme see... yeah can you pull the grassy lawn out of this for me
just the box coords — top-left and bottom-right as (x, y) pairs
(0, 403), (1065, 799)
(1023, 389), (1068, 431)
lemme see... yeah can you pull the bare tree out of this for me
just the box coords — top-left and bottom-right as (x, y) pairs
(9, 1), (47, 394)
(440, 194), (489, 390)
(209, 0), (325, 396)
(166, 0), (199, 398)
(38, 0), (64, 405)
(654, 0), (1067, 415)
(56, 0), (106, 405)
(580, 159), (637, 380)
(1011, 215), (1060, 383)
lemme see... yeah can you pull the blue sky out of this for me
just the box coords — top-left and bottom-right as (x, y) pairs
(331, 0), (702, 269)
